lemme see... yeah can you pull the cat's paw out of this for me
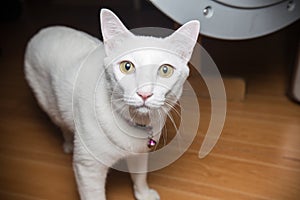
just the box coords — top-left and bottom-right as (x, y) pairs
(134, 188), (160, 200)
(63, 141), (73, 154)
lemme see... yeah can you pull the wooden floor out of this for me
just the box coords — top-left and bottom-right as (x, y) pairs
(1, 1), (300, 200)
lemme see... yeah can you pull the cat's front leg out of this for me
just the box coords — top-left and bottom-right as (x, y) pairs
(73, 138), (108, 200)
(127, 154), (160, 200)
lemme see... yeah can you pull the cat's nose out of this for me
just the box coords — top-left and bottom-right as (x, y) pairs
(137, 91), (153, 101)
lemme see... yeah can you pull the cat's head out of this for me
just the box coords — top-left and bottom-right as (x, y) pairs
(100, 9), (199, 123)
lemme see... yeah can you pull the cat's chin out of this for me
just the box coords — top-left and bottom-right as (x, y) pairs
(128, 105), (151, 114)
(136, 106), (150, 114)
(127, 105), (151, 126)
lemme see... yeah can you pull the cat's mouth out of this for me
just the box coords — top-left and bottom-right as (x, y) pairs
(128, 105), (151, 114)
(128, 105), (151, 126)
(137, 106), (150, 114)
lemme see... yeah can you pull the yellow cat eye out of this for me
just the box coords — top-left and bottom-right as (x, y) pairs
(119, 61), (135, 74)
(158, 64), (174, 78)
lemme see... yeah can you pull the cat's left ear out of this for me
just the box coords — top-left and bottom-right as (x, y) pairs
(166, 20), (200, 61)
(100, 9), (133, 55)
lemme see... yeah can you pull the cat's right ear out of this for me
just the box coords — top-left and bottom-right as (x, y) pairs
(100, 9), (133, 55)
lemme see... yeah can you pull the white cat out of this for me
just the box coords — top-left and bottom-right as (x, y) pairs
(24, 9), (199, 200)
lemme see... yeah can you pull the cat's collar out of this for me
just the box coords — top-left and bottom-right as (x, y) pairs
(126, 120), (157, 149)
(132, 122), (152, 131)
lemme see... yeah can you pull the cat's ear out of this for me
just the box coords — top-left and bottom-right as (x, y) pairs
(166, 20), (200, 61)
(100, 9), (133, 55)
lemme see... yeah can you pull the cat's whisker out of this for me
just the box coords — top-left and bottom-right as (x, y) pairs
(157, 109), (167, 147)
(110, 92), (123, 97)
(161, 106), (183, 152)
(168, 99), (184, 115)
(165, 98), (181, 108)
(131, 108), (140, 124)
(111, 94), (124, 100)
(165, 109), (179, 133)
(165, 114), (179, 143)
(110, 100), (125, 106)
(110, 98), (124, 103)
(150, 110), (161, 151)
(119, 106), (130, 117)
(110, 93), (124, 99)
(164, 104), (182, 125)
(182, 88), (191, 91)
(164, 101), (181, 118)
(111, 104), (129, 118)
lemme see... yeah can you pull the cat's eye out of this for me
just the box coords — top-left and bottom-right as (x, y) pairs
(119, 61), (135, 74)
(158, 64), (174, 78)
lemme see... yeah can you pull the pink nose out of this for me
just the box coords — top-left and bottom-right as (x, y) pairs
(137, 92), (153, 101)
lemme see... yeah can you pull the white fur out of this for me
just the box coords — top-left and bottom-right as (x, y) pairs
(24, 9), (199, 200)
